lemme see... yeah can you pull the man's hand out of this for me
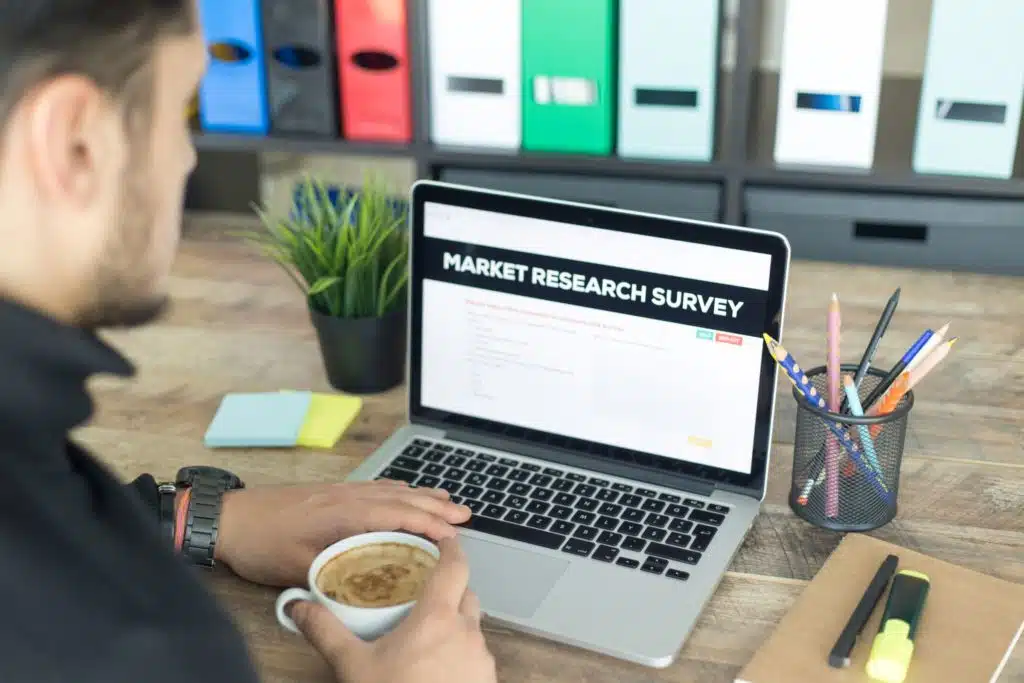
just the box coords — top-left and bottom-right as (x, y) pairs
(213, 479), (471, 587)
(290, 536), (497, 683)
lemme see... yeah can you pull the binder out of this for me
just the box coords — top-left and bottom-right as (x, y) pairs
(334, 0), (412, 143)
(427, 0), (521, 149)
(196, 0), (270, 134)
(617, 0), (720, 162)
(912, 0), (1024, 179)
(261, 0), (338, 136)
(521, 0), (616, 155)
(774, 0), (889, 169)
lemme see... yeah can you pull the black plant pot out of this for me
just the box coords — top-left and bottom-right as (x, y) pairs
(309, 305), (407, 394)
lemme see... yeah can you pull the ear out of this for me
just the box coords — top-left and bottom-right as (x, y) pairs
(21, 74), (121, 208)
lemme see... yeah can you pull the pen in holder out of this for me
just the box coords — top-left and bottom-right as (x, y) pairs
(789, 364), (914, 532)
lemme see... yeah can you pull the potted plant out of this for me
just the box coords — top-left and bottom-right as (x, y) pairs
(242, 172), (410, 394)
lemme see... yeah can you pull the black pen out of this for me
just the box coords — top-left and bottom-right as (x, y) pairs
(829, 554), (899, 668)
(852, 288), (900, 390)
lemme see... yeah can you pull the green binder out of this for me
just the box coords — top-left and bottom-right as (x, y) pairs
(522, 0), (616, 154)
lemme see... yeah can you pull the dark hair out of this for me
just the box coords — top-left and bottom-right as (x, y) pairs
(0, 1), (195, 135)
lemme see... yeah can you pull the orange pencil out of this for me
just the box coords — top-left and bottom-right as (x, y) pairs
(868, 337), (958, 437)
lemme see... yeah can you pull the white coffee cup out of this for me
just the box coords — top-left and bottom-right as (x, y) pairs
(275, 531), (440, 641)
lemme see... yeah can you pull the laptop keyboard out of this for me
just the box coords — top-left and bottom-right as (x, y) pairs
(376, 438), (730, 581)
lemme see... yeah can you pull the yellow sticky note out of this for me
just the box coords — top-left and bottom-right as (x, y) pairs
(293, 392), (363, 449)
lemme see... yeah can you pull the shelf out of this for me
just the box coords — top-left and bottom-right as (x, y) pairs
(191, 132), (417, 158)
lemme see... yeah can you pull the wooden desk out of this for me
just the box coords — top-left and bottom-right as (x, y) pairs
(81, 217), (1024, 683)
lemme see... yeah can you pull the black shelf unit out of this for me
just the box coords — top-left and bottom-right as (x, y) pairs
(190, 0), (1024, 275)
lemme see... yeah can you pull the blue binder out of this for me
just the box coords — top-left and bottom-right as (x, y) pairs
(197, 0), (270, 134)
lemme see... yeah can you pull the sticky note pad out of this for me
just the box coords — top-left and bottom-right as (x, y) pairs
(295, 392), (363, 449)
(204, 391), (312, 448)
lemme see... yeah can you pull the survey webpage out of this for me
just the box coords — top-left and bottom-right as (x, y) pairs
(418, 203), (774, 474)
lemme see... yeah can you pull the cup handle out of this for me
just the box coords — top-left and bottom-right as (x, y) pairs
(275, 587), (314, 634)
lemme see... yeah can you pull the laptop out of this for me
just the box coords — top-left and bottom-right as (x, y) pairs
(346, 180), (792, 667)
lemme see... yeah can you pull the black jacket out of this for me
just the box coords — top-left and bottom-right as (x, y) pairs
(0, 298), (260, 682)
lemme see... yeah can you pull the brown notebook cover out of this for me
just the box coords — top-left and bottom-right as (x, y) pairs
(735, 534), (1024, 683)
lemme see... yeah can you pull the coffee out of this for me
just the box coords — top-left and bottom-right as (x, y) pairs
(317, 542), (437, 608)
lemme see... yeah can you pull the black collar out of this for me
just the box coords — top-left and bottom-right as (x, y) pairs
(0, 297), (135, 443)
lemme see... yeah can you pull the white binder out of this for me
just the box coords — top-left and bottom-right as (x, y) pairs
(774, 0), (889, 169)
(617, 0), (720, 162)
(427, 0), (521, 149)
(913, 0), (1024, 178)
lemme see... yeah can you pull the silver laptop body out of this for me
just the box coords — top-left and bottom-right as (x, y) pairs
(347, 180), (792, 668)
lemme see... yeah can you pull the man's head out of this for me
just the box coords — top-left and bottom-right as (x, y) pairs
(0, 1), (206, 329)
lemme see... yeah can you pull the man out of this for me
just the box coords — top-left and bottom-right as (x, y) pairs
(0, 2), (496, 682)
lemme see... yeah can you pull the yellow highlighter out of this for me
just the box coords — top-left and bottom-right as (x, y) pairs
(866, 569), (930, 683)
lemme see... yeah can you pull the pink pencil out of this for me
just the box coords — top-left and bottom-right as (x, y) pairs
(825, 293), (840, 517)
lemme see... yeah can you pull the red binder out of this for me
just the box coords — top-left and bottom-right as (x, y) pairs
(334, 0), (412, 143)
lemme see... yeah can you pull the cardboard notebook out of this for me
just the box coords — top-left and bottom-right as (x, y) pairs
(736, 534), (1024, 683)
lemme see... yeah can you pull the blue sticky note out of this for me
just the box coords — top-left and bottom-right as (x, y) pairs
(204, 391), (312, 448)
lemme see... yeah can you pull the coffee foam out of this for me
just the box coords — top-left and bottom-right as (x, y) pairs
(317, 542), (437, 608)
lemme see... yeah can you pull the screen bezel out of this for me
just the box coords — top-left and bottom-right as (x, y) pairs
(407, 180), (791, 496)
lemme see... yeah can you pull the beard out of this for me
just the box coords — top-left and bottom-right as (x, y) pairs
(72, 152), (172, 330)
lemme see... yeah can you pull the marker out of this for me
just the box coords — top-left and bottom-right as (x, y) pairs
(866, 569), (931, 683)
(830, 554), (899, 668)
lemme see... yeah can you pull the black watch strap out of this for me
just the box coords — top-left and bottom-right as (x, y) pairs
(175, 467), (244, 569)
(157, 483), (177, 547)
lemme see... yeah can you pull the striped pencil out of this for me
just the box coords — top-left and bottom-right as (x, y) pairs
(763, 334), (893, 506)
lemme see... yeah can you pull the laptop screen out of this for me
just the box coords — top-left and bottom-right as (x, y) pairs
(410, 186), (788, 491)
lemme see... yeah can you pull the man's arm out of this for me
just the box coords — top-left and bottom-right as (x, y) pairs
(127, 473), (160, 518)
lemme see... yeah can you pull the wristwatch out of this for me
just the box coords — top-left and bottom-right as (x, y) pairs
(174, 466), (246, 568)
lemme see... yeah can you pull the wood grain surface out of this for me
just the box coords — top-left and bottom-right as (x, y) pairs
(78, 215), (1024, 683)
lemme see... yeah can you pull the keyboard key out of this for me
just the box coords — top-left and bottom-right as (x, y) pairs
(460, 485), (483, 499)
(694, 524), (717, 538)
(464, 499), (485, 514)
(708, 504), (730, 514)
(665, 504), (689, 518)
(684, 498), (705, 509)
(636, 488), (657, 498)
(596, 516), (619, 530)
(561, 538), (594, 557)
(499, 457), (518, 466)
(551, 520), (574, 535)
(485, 465), (509, 478)
(415, 475), (440, 488)
(550, 506), (572, 520)
(392, 456), (423, 471)
(529, 474), (553, 487)
(658, 492), (681, 503)
(620, 495), (642, 508)
(553, 493), (576, 506)
(612, 483), (633, 492)
(571, 511), (595, 525)
(621, 536), (646, 552)
(645, 513), (669, 528)
(691, 536), (712, 552)
(669, 518), (694, 533)
(641, 560), (665, 575)
(445, 468), (466, 482)
(482, 504), (506, 518)
(527, 515), (552, 530)
(520, 463), (541, 472)
(565, 473), (586, 482)
(543, 467), (564, 477)
(476, 453), (496, 462)
(575, 498), (598, 512)
(455, 448), (475, 456)
(461, 515), (565, 550)
(466, 473), (488, 487)
(642, 499), (665, 513)
(481, 490), (505, 504)
(444, 455), (466, 468)
(424, 463), (446, 476)
(509, 483), (530, 496)
(642, 527), (666, 542)
(618, 521), (643, 536)
(504, 496), (527, 509)
(598, 503), (622, 516)
(596, 489), (618, 502)
(411, 439), (432, 448)
(379, 467), (418, 484)
(508, 469), (531, 483)
(667, 533), (692, 548)
(525, 500), (549, 514)
(690, 509), (726, 526)
(646, 542), (702, 565)
(465, 460), (488, 473)
(552, 478), (575, 492)
(588, 478), (609, 487)
(593, 545), (618, 562)
(573, 526), (598, 540)
(529, 488), (554, 502)
(434, 444), (453, 452)
(505, 509), (529, 524)
(622, 509), (645, 523)
(615, 557), (639, 568)
(486, 478), (510, 492)
(423, 450), (446, 463)
(666, 569), (690, 581)
(573, 484), (597, 498)
(597, 531), (622, 546)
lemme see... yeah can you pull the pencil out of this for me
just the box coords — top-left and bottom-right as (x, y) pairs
(825, 294), (841, 518)
(867, 337), (958, 438)
(843, 374), (882, 475)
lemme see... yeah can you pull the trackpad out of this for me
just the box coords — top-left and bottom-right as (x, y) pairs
(461, 536), (569, 619)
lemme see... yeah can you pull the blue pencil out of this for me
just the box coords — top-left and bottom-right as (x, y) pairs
(763, 335), (893, 506)
(842, 374), (882, 476)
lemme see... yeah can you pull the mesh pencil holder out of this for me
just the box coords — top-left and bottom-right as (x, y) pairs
(788, 364), (914, 532)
